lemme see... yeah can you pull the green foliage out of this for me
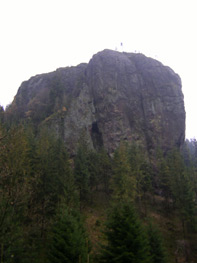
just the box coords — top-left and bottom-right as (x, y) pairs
(100, 202), (151, 263)
(47, 207), (89, 263)
(86, 148), (112, 195)
(157, 150), (172, 208)
(34, 127), (76, 210)
(0, 105), (4, 123)
(97, 148), (112, 194)
(0, 125), (33, 263)
(128, 143), (153, 199)
(147, 221), (168, 263)
(1, 119), (197, 262)
(0, 124), (77, 262)
(88, 151), (101, 192)
(111, 143), (136, 202)
(183, 140), (197, 202)
(74, 140), (91, 204)
(166, 149), (197, 233)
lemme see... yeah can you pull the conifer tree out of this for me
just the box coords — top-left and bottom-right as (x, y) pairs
(128, 143), (153, 203)
(167, 149), (197, 234)
(157, 152), (172, 210)
(88, 148), (112, 194)
(45, 137), (76, 208)
(98, 148), (112, 194)
(47, 207), (89, 263)
(74, 140), (91, 204)
(21, 127), (75, 261)
(182, 140), (197, 210)
(0, 124), (32, 263)
(147, 222), (168, 263)
(0, 105), (4, 123)
(111, 143), (136, 202)
(88, 150), (100, 192)
(100, 202), (151, 263)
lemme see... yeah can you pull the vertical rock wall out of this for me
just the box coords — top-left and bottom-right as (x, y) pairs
(7, 49), (185, 154)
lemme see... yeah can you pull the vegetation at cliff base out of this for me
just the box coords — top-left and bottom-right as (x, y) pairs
(0, 118), (197, 262)
(99, 202), (151, 263)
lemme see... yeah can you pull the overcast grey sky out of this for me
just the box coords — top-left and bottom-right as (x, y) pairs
(0, 0), (196, 138)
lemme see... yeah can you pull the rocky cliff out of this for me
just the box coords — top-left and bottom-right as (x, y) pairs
(7, 49), (185, 154)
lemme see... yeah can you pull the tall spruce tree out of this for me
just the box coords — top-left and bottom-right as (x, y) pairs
(111, 143), (136, 202)
(0, 106), (4, 123)
(88, 148), (112, 195)
(157, 152), (172, 210)
(147, 221), (168, 263)
(74, 140), (91, 204)
(128, 143), (153, 203)
(167, 149), (197, 234)
(0, 124), (32, 263)
(96, 148), (112, 194)
(47, 207), (89, 263)
(100, 202), (151, 263)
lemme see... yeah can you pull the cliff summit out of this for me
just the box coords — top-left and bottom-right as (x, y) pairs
(7, 49), (185, 154)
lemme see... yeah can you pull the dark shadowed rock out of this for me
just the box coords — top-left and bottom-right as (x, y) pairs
(6, 49), (185, 154)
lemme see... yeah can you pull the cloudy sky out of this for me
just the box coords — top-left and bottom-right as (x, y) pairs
(0, 0), (196, 138)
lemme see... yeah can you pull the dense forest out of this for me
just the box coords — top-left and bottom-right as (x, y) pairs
(0, 107), (197, 263)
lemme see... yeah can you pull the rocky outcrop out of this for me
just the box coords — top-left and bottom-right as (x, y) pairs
(7, 49), (185, 154)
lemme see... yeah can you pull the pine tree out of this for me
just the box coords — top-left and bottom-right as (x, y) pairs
(183, 140), (197, 212)
(167, 149), (197, 234)
(111, 143), (136, 202)
(98, 148), (112, 194)
(74, 140), (91, 204)
(88, 150), (100, 192)
(47, 207), (89, 263)
(88, 148), (112, 195)
(0, 105), (4, 123)
(100, 202), (151, 263)
(0, 124), (32, 263)
(51, 138), (76, 207)
(128, 143), (153, 203)
(157, 152), (172, 210)
(147, 221), (168, 263)
(23, 127), (76, 261)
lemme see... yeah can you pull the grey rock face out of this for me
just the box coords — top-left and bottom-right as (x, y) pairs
(8, 49), (185, 154)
